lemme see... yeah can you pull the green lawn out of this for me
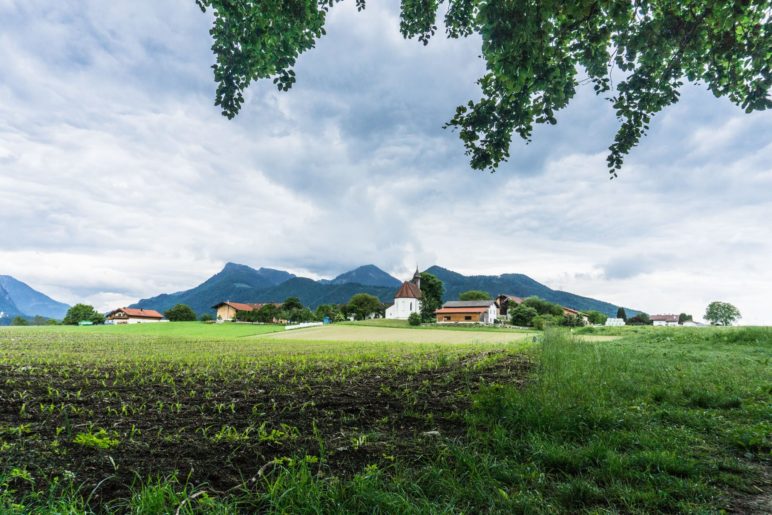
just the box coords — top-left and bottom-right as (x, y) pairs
(0, 324), (769, 513)
(3, 321), (284, 338)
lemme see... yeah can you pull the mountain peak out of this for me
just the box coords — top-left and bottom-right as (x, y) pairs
(331, 265), (401, 288)
(0, 275), (69, 320)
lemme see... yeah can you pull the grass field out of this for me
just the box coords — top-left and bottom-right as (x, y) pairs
(0, 323), (770, 512)
(266, 324), (539, 344)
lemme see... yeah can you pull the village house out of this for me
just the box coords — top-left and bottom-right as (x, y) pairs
(562, 306), (590, 324)
(211, 301), (282, 322)
(435, 300), (498, 325)
(385, 270), (422, 320)
(106, 307), (165, 324)
(605, 317), (626, 326)
(494, 294), (524, 318)
(651, 314), (679, 326)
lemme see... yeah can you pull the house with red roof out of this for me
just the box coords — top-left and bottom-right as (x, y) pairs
(106, 307), (165, 324)
(211, 301), (282, 322)
(385, 269), (422, 320)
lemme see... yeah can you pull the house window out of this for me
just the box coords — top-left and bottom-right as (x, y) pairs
(464, 316), (472, 321)
(443, 316), (450, 321)
(410, 302), (413, 310)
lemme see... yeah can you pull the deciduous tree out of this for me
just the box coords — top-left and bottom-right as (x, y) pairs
(584, 310), (608, 325)
(164, 304), (197, 322)
(196, 0), (771, 176)
(510, 305), (538, 327)
(347, 293), (383, 321)
(419, 272), (444, 322)
(704, 301), (741, 326)
(63, 304), (104, 325)
(459, 290), (492, 301)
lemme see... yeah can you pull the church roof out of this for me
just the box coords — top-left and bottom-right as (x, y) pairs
(394, 281), (422, 299)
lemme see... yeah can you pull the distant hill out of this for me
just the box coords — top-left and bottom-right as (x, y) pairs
(131, 263), (296, 315)
(426, 266), (632, 316)
(0, 276), (70, 325)
(132, 262), (631, 317)
(0, 275), (70, 320)
(257, 278), (395, 307)
(329, 265), (401, 288)
(0, 283), (24, 324)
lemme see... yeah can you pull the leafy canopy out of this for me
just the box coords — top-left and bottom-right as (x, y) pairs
(347, 293), (383, 320)
(419, 272), (445, 322)
(704, 301), (741, 326)
(458, 289), (492, 301)
(63, 304), (104, 326)
(164, 304), (197, 322)
(196, 0), (771, 176)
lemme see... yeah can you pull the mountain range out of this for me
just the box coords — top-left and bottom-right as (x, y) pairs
(132, 263), (633, 316)
(0, 275), (70, 324)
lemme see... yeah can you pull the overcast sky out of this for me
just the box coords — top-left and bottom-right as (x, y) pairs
(1, 1), (770, 323)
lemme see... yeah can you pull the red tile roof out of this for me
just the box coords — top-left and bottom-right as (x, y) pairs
(212, 302), (282, 312)
(394, 281), (422, 299)
(109, 308), (164, 319)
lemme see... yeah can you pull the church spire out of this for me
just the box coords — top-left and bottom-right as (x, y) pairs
(412, 267), (421, 289)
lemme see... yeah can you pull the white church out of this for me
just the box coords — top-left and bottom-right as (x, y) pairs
(384, 269), (422, 320)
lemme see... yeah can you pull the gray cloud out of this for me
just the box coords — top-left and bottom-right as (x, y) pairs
(0, 1), (770, 323)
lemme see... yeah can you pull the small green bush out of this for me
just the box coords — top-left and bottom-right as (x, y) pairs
(408, 313), (421, 326)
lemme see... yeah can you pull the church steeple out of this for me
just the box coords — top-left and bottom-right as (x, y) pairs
(412, 267), (421, 289)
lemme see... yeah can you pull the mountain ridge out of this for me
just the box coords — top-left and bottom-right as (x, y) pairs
(132, 263), (633, 317)
(0, 276), (70, 324)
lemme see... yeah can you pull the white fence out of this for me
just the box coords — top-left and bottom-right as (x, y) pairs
(284, 322), (324, 331)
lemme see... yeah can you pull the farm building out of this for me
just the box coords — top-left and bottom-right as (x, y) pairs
(435, 300), (498, 325)
(494, 294), (524, 317)
(562, 306), (590, 324)
(211, 301), (281, 322)
(605, 317), (626, 326)
(106, 307), (165, 324)
(385, 270), (422, 320)
(651, 314), (679, 326)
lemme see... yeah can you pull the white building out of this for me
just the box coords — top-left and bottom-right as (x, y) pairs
(385, 270), (422, 320)
(605, 317), (626, 327)
(651, 314), (679, 326)
(106, 307), (166, 324)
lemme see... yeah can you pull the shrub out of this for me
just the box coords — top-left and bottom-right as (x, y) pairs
(63, 304), (104, 325)
(408, 313), (421, 326)
(522, 297), (564, 317)
(164, 304), (197, 322)
(510, 305), (538, 327)
(532, 314), (562, 330)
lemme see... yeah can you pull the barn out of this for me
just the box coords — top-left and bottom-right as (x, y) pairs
(435, 300), (498, 325)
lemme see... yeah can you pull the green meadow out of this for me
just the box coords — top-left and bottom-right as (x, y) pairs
(0, 323), (769, 513)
